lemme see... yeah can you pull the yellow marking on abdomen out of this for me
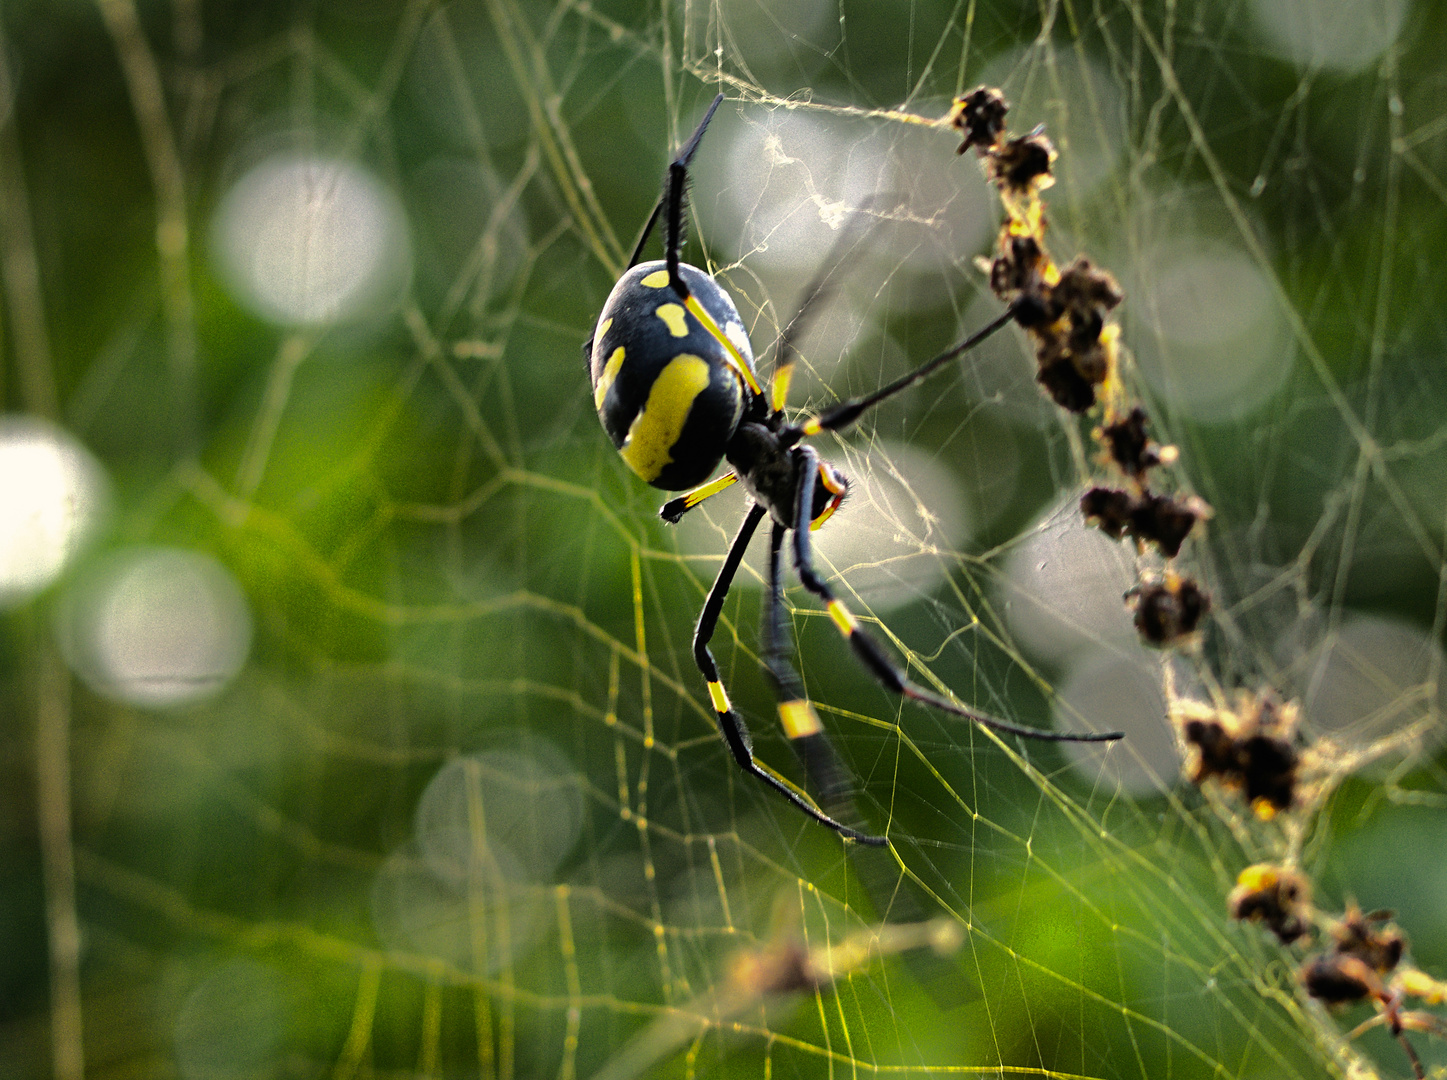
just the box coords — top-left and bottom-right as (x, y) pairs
(641, 269), (670, 288)
(620, 354), (710, 482)
(827, 599), (857, 635)
(655, 303), (689, 338)
(594, 346), (626, 409)
(598, 317), (613, 337)
(708, 681), (731, 714)
(779, 700), (823, 740)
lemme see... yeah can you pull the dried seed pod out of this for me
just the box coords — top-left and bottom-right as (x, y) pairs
(1131, 576), (1210, 648)
(1229, 864), (1312, 945)
(950, 85), (1010, 154)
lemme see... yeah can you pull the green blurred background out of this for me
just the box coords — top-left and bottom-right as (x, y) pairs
(2, 0), (1446, 1077)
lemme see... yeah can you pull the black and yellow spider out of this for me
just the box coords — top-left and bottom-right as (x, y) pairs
(586, 93), (1121, 845)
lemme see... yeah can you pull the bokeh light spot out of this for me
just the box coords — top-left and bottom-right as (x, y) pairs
(371, 839), (540, 975)
(1130, 244), (1292, 421)
(1250, 0), (1407, 72)
(697, 104), (991, 317)
(173, 959), (286, 1080)
(415, 744), (583, 883)
(371, 740), (581, 974)
(707, 107), (882, 276)
(1001, 496), (1138, 663)
(56, 547), (253, 707)
(0, 417), (107, 609)
(811, 440), (971, 613)
(1297, 614), (1447, 754)
(1057, 648), (1178, 796)
(212, 153), (411, 326)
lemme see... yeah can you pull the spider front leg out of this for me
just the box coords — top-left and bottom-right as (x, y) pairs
(764, 200), (879, 415)
(789, 447), (1123, 744)
(784, 307), (1017, 446)
(693, 502), (888, 845)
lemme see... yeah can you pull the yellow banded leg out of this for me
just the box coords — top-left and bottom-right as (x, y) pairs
(790, 449), (1120, 744)
(822, 594), (908, 694)
(757, 520), (882, 842)
(776, 697), (859, 818)
(708, 680), (730, 716)
(693, 502), (886, 844)
(660, 471), (739, 524)
(778, 699), (823, 740)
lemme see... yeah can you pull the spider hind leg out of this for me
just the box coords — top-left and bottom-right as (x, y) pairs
(692, 502), (887, 845)
(762, 521), (880, 839)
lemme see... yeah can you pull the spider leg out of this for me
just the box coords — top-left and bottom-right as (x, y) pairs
(784, 306), (1016, 446)
(761, 520), (885, 845)
(790, 446), (1123, 744)
(663, 93), (724, 295)
(622, 92), (724, 274)
(638, 93), (765, 399)
(694, 502), (888, 845)
(624, 199), (664, 274)
(766, 203), (879, 414)
(584, 94), (729, 369)
(659, 471), (739, 524)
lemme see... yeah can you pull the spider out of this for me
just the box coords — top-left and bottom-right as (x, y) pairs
(586, 93), (1122, 845)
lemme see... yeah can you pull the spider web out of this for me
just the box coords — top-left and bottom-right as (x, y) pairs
(3, 1), (1446, 1079)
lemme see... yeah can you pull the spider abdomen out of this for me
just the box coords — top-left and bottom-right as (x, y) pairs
(590, 260), (757, 490)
